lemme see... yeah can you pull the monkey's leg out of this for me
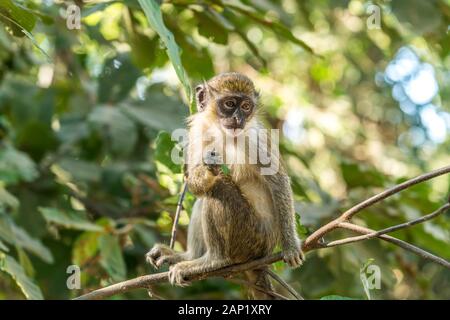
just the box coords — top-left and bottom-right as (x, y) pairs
(184, 198), (206, 259)
(146, 199), (206, 269)
(168, 254), (231, 286)
(245, 267), (275, 300)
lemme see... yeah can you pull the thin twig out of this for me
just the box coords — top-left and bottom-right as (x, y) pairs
(338, 222), (450, 269)
(304, 165), (450, 249)
(266, 269), (304, 300)
(324, 203), (450, 248)
(169, 181), (188, 249)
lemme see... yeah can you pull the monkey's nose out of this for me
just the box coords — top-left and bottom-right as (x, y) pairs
(232, 116), (244, 128)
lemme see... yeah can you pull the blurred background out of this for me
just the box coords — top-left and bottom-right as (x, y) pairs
(0, 0), (449, 300)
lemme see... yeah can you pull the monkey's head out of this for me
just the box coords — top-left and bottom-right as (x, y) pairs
(195, 72), (259, 137)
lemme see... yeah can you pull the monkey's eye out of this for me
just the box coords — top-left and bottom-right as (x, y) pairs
(241, 102), (252, 112)
(224, 100), (235, 109)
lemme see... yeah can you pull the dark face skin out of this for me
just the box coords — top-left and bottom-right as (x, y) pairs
(216, 95), (254, 132)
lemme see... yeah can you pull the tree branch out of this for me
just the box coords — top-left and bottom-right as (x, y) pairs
(303, 165), (450, 248)
(337, 222), (450, 269)
(74, 165), (450, 300)
(266, 269), (304, 300)
(323, 203), (450, 248)
(169, 181), (188, 249)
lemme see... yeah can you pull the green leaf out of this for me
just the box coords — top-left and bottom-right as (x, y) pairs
(17, 247), (35, 277)
(220, 164), (230, 175)
(39, 207), (104, 232)
(120, 88), (188, 132)
(0, 145), (38, 185)
(99, 234), (126, 281)
(0, 0), (36, 37)
(88, 106), (138, 157)
(295, 213), (308, 238)
(0, 252), (43, 300)
(0, 3), (50, 60)
(72, 231), (101, 267)
(340, 161), (384, 189)
(137, 0), (194, 113)
(0, 213), (53, 263)
(154, 131), (182, 174)
(320, 295), (357, 300)
(57, 158), (102, 183)
(128, 31), (159, 70)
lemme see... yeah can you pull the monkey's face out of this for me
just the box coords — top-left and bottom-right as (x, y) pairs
(216, 95), (254, 136)
(195, 73), (258, 136)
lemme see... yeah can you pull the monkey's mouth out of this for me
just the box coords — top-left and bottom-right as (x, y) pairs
(223, 126), (244, 137)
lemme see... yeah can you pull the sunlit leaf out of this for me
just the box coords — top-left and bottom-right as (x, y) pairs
(0, 0), (36, 36)
(0, 252), (43, 300)
(138, 0), (194, 112)
(0, 212), (53, 263)
(72, 231), (101, 267)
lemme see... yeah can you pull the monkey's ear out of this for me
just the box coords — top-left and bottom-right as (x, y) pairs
(195, 84), (207, 112)
(195, 82), (219, 112)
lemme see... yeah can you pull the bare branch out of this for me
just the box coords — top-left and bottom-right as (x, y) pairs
(303, 165), (450, 249)
(324, 203), (450, 248)
(266, 269), (304, 300)
(169, 181), (188, 249)
(338, 222), (450, 269)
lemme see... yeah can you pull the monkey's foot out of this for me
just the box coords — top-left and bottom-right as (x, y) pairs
(168, 263), (191, 287)
(282, 248), (305, 268)
(145, 244), (180, 269)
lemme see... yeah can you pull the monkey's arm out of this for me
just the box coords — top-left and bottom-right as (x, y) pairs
(264, 171), (304, 268)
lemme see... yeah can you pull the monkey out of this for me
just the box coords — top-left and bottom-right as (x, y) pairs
(146, 72), (304, 299)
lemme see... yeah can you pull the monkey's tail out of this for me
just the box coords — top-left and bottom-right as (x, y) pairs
(245, 267), (275, 300)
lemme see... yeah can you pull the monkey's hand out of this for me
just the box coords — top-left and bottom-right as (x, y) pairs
(282, 242), (305, 268)
(186, 164), (219, 196)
